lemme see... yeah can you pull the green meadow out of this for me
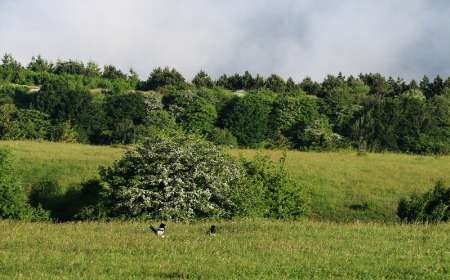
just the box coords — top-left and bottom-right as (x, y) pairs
(2, 141), (450, 222)
(1, 220), (449, 279)
(1, 141), (449, 279)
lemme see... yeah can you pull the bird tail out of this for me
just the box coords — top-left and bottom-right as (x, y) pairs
(150, 226), (157, 234)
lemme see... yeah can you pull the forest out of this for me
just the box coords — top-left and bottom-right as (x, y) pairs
(1, 53), (450, 154)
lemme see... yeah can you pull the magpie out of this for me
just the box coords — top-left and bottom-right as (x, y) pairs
(208, 225), (216, 236)
(150, 223), (166, 238)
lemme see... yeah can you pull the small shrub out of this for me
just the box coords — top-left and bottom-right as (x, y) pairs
(49, 121), (79, 142)
(0, 149), (48, 220)
(208, 128), (238, 147)
(397, 181), (450, 223)
(299, 118), (347, 150)
(240, 153), (308, 219)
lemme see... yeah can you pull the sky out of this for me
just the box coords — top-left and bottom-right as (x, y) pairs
(1, 0), (449, 81)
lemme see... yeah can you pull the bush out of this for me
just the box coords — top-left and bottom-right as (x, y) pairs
(299, 118), (346, 150)
(0, 149), (49, 220)
(397, 181), (450, 223)
(0, 149), (28, 218)
(240, 153), (308, 219)
(99, 132), (250, 221)
(163, 90), (218, 135)
(208, 128), (238, 147)
(221, 90), (275, 147)
(48, 121), (79, 142)
(0, 104), (51, 140)
(268, 91), (320, 147)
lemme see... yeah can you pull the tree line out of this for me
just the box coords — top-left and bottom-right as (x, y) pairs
(1, 53), (450, 154)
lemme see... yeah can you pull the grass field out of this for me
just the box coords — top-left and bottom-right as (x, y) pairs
(1, 141), (450, 222)
(1, 141), (450, 279)
(0, 220), (449, 279)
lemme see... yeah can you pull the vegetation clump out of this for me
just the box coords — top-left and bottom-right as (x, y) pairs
(0, 149), (48, 220)
(88, 132), (308, 221)
(2, 54), (450, 154)
(98, 132), (250, 220)
(397, 181), (450, 223)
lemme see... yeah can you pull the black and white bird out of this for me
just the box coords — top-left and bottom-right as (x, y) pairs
(208, 225), (216, 236)
(150, 223), (166, 238)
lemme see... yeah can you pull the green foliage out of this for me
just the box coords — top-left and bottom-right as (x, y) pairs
(102, 65), (126, 80)
(222, 90), (275, 147)
(192, 70), (214, 88)
(319, 75), (367, 135)
(398, 181), (450, 223)
(2, 53), (450, 154)
(103, 92), (147, 143)
(299, 118), (345, 150)
(99, 132), (250, 221)
(163, 90), (217, 135)
(28, 55), (53, 73)
(54, 60), (86, 75)
(208, 128), (238, 147)
(0, 104), (51, 140)
(141, 67), (186, 90)
(145, 109), (178, 132)
(49, 121), (79, 142)
(32, 78), (94, 124)
(196, 87), (235, 114)
(0, 149), (27, 219)
(0, 149), (49, 220)
(264, 74), (287, 93)
(0, 54), (27, 84)
(94, 133), (307, 221)
(269, 90), (320, 148)
(241, 154), (308, 219)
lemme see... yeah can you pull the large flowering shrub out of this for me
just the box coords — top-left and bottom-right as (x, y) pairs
(100, 132), (249, 221)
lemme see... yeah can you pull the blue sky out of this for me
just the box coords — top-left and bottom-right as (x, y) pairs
(1, 0), (449, 81)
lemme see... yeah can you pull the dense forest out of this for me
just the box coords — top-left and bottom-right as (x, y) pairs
(1, 54), (450, 154)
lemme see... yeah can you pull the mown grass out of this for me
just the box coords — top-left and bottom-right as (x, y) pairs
(1, 141), (450, 222)
(0, 219), (449, 279)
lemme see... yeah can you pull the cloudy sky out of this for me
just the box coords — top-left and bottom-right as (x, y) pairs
(1, 0), (449, 81)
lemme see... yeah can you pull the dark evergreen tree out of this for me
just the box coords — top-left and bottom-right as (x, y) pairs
(142, 67), (186, 90)
(192, 70), (214, 88)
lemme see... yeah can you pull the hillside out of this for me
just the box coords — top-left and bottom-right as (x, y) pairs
(1, 141), (450, 222)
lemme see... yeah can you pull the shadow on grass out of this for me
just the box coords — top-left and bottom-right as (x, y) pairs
(152, 272), (190, 279)
(28, 179), (104, 221)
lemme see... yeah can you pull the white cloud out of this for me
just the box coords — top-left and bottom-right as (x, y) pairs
(0, 0), (449, 81)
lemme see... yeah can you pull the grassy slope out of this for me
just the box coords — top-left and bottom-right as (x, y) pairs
(0, 220), (449, 279)
(1, 141), (450, 221)
(0, 141), (124, 188)
(233, 150), (450, 222)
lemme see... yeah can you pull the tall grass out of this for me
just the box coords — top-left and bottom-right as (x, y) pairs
(232, 149), (450, 221)
(0, 141), (124, 189)
(0, 219), (449, 279)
